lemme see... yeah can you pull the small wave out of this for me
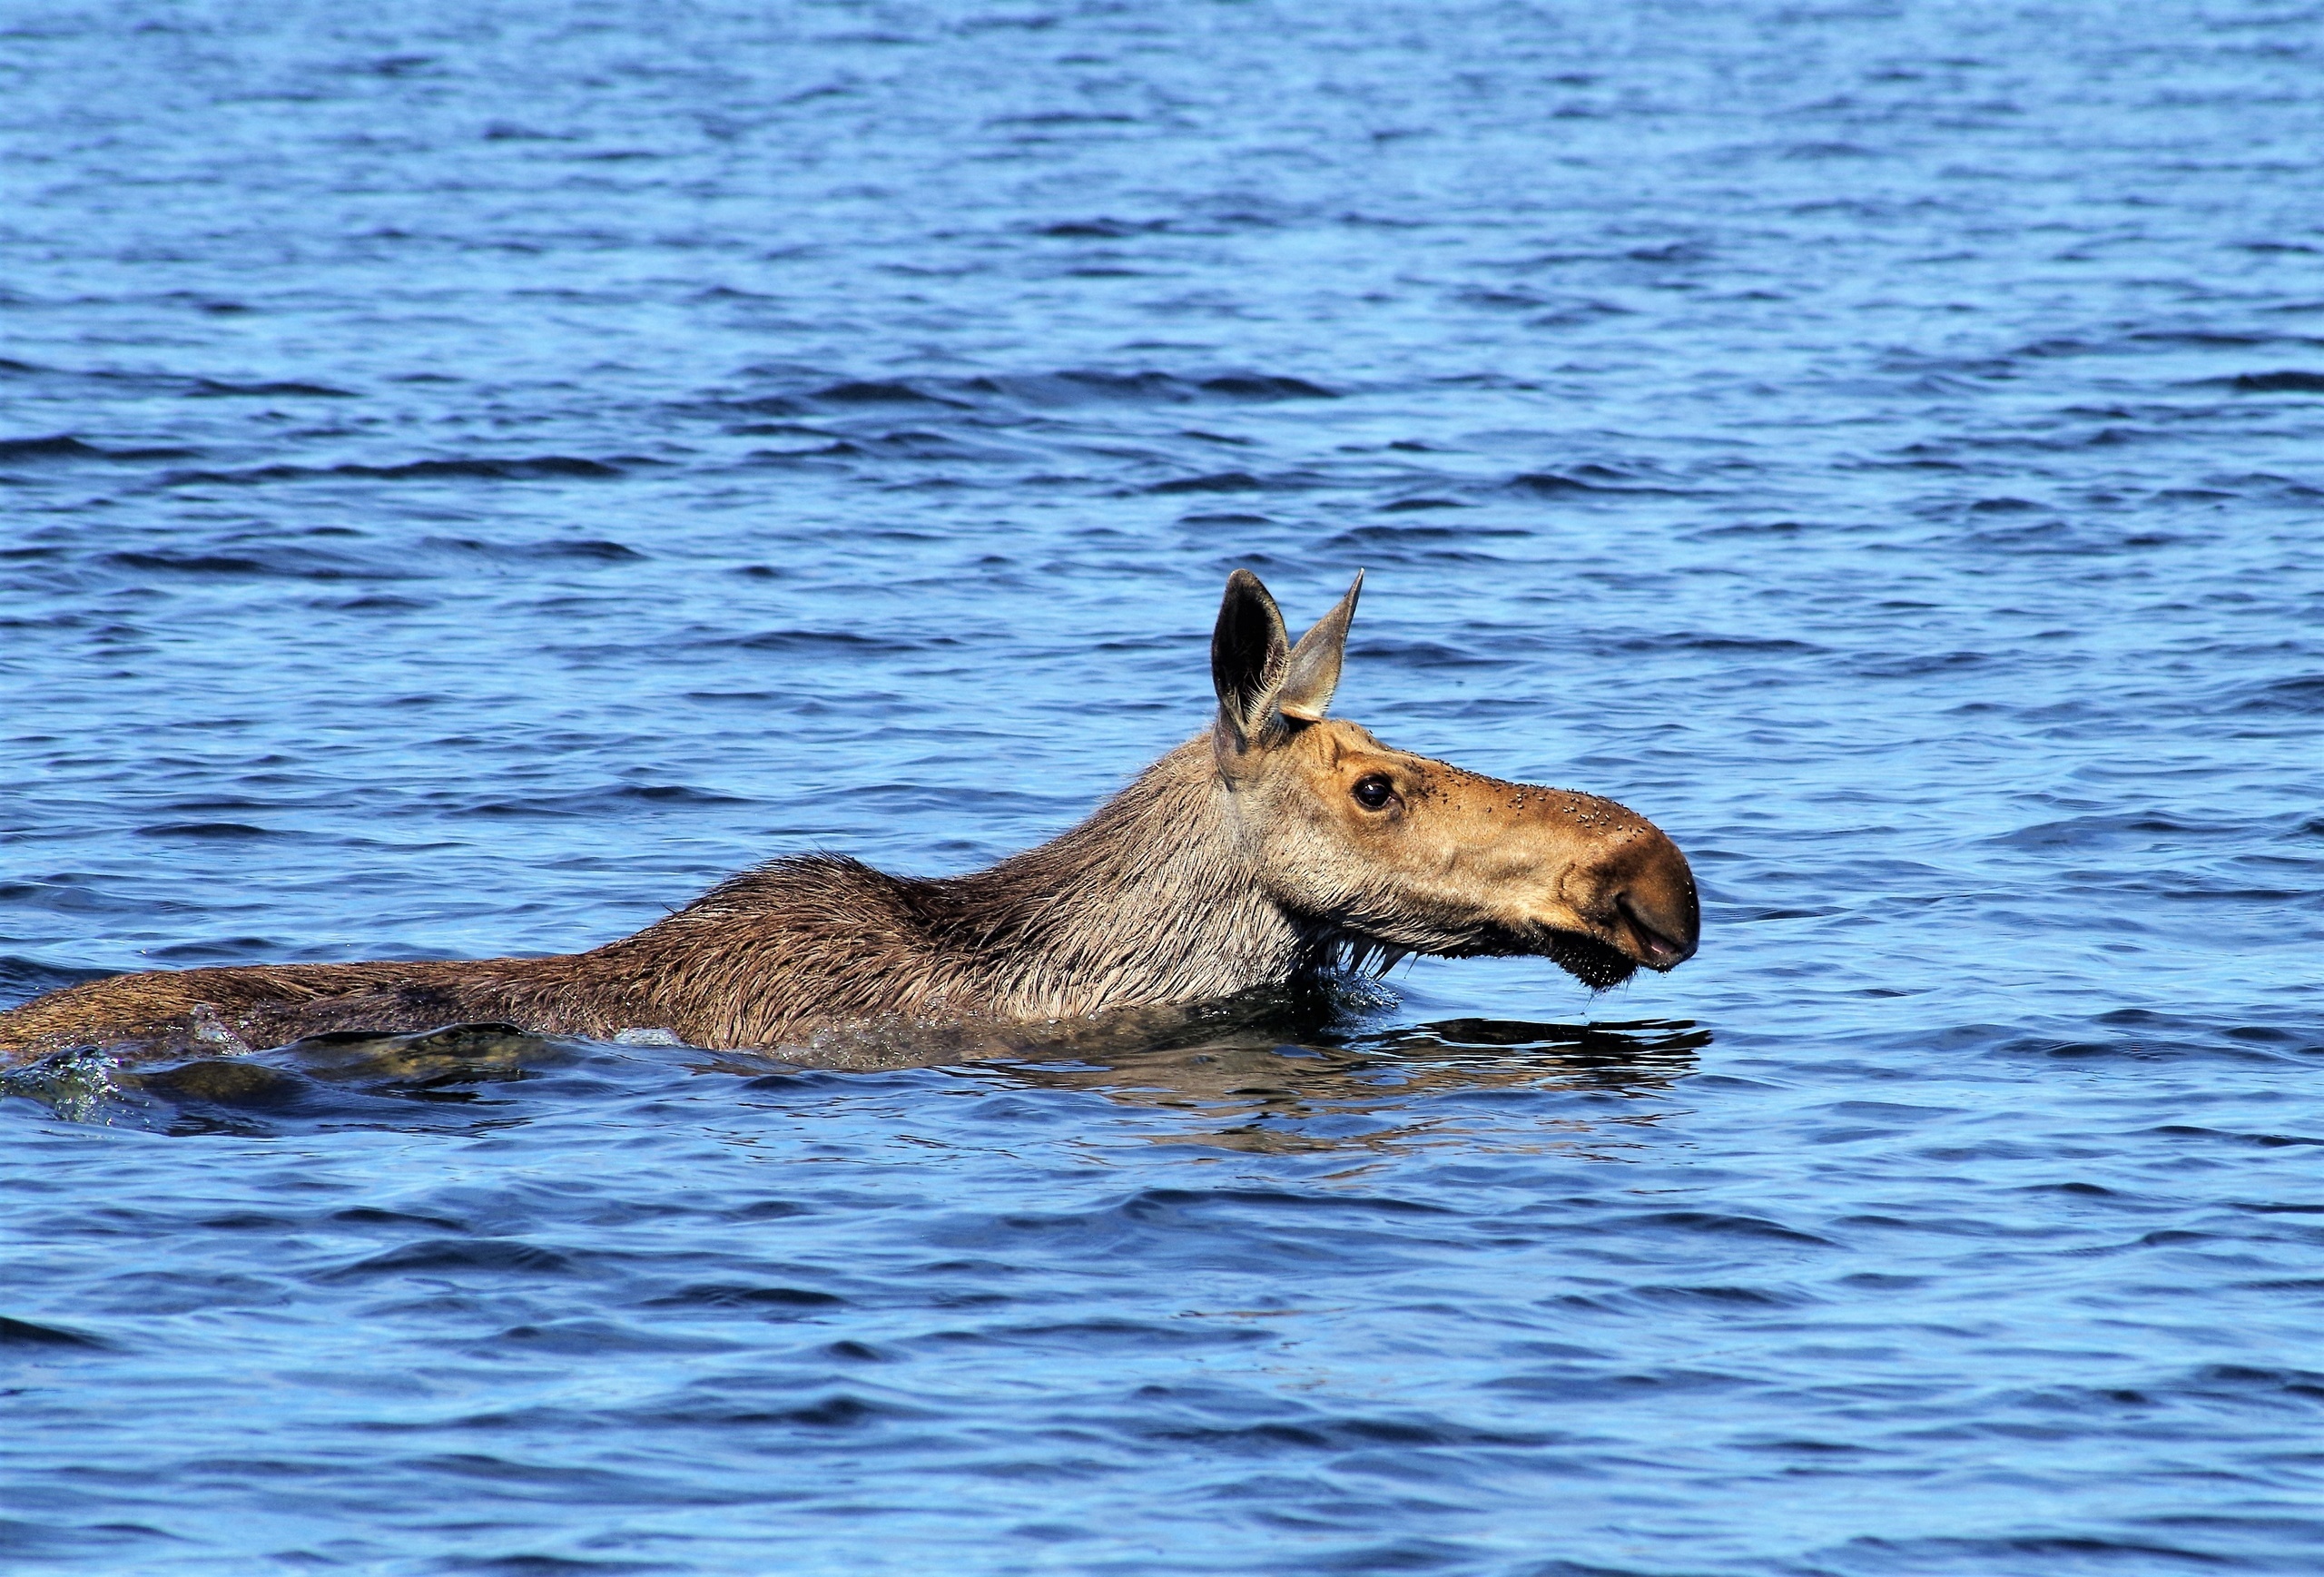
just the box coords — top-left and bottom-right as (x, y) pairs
(1844, 1533), (2268, 1568)
(989, 111), (1140, 128)
(1012, 369), (1193, 402)
(1148, 471), (1266, 494)
(1323, 523), (1524, 549)
(0, 954), (117, 1006)
(333, 1205), (470, 1231)
(1990, 813), (2238, 850)
(696, 367), (1350, 431)
(0, 1314), (113, 1349)
(1699, 634), (1824, 652)
(0, 434), (200, 463)
(1626, 1209), (1834, 1246)
(1853, 649), (1990, 677)
(715, 627), (946, 653)
(667, 1392), (929, 1429)
(2182, 1364), (2324, 1396)
(1694, 518), (1807, 536)
(2157, 1124), (2324, 1149)
(2131, 329), (2281, 348)
(2227, 369), (2324, 392)
(321, 593), (433, 611)
(1197, 373), (1335, 399)
(186, 379), (356, 399)
(1124, 1185), (1456, 1218)
(1509, 471), (1620, 496)
(458, 783), (754, 818)
(423, 535), (644, 560)
(1137, 1409), (1549, 1454)
(103, 546), (412, 580)
(747, 441), (860, 463)
(1625, 240), (1713, 263)
(1350, 636), (1502, 669)
(162, 455), (625, 486)
(133, 821), (275, 838)
(0, 433), (110, 461)
(644, 1282), (847, 1310)
(1629, 1282), (1803, 1306)
(1781, 140), (1876, 160)
(2226, 674), (2324, 713)
(320, 1237), (584, 1280)
(106, 549), (272, 576)
(143, 937), (294, 965)
(812, 379), (964, 407)
(355, 455), (623, 480)
(1039, 218), (1167, 238)
(1453, 285), (1549, 310)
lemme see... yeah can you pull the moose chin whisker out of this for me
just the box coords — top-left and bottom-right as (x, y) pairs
(1536, 930), (1640, 991)
(1315, 934), (1415, 981)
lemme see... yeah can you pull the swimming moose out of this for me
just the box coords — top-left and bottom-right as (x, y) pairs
(0, 570), (1699, 1061)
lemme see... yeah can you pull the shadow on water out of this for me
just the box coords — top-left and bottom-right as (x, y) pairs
(1, 984), (1708, 1150)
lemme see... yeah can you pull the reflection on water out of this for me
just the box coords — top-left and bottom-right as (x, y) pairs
(379, 1000), (1712, 1164)
(0, 1000), (1707, 1155)
(972, 1011), (1707, 1156)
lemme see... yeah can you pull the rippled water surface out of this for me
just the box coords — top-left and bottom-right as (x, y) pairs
(5, 3), (2323, 1572)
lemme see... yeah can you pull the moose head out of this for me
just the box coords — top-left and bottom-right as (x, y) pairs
(1206, 568), (1699, 989)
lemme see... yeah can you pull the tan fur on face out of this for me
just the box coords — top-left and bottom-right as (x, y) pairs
(0, 571), (1699, 1061)
(1219, 717), (1697, 989)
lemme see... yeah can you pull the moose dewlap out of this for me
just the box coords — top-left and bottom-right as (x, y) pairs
(0, 569), (1699, 1060)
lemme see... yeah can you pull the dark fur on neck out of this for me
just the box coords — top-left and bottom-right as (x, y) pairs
(588, 736), (1316, 1046)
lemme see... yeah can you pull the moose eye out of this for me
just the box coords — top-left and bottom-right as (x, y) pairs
(1351, 774), (1394, 811)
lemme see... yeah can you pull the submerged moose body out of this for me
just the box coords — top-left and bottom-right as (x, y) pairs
(0, 570), (1699, 1062)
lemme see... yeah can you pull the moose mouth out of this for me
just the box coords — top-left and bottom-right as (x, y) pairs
(1533, 927), (1640, 991)
(1324, 921), (1651, 992)
(1418, 922), (1644, 991)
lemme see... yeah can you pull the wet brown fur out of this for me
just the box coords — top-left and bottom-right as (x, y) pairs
(0, 571), (1699, 1062)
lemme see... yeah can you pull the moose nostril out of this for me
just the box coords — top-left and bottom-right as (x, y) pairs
(1616, 892), (1699, 969)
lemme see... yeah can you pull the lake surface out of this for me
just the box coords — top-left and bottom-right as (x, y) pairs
(4, 2), (2321, 1572)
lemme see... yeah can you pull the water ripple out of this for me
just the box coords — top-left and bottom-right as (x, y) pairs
(3, 1), (2322, 1572)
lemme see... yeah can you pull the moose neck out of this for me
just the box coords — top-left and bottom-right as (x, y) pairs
(936, 735), (1314, 1018)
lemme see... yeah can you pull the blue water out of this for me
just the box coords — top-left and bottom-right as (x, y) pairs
(4, 2), (2322, 1572)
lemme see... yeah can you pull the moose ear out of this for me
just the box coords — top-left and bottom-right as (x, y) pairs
(1275, 569), (1363, 722)
(1211, 568), (1290, 746)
